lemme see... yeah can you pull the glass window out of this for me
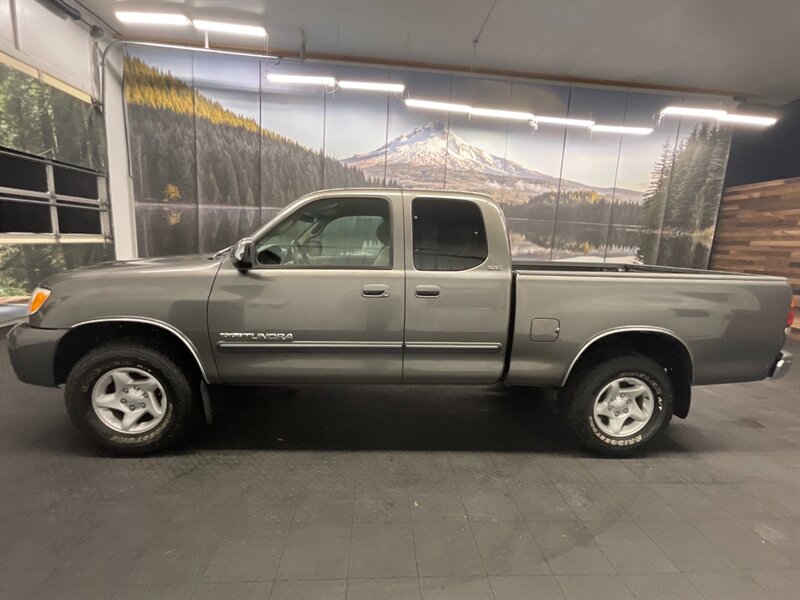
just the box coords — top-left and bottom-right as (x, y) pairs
(412, 198), (488, 271)
(255, 197), (391, 269)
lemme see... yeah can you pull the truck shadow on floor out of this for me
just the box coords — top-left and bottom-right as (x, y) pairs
(183, 384), (685, 454)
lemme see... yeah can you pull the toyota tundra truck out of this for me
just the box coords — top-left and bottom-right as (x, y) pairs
(7, 189), (794, 456)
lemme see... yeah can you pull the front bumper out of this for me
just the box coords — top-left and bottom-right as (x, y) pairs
(7, 323), (68, 387)
(769, 350), (793, 380)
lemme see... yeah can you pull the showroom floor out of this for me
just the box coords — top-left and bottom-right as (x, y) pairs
(1, 334), (798, 600)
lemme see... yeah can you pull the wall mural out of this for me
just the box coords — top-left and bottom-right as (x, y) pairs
(124, 47), (732, 267)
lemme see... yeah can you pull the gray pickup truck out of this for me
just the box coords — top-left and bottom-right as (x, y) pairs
(7, 189), (794, 456)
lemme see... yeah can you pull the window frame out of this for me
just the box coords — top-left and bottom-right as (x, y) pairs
(0, 148), (110, 245)
(411, 197), (489, 272)
(251, 196), (394, 271)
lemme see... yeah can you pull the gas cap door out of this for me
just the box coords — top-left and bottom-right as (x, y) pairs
(530, 318), (561, 342)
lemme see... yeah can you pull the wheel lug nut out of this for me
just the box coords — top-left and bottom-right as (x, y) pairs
(123, 388), (129, 393)
(614, 411), (620, 416)
(134, 386), (140, 391)
(121, 398), (127, 404)
(626, 399), (631, 404)
(140, 403), (146, 408)
(129, 405), (136, 411)
(623, 408), (629, 413)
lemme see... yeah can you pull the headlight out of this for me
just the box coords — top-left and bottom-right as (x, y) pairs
(27, 287), (51, 315)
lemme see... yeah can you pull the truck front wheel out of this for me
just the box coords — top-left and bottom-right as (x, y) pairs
(65, 338), (196, 455)
(563, 354), (673, 456)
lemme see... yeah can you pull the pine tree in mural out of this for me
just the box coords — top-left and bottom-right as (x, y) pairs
(637, 124), (730, 266)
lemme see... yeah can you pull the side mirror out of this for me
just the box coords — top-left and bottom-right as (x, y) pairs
(231, 238), (255, 271)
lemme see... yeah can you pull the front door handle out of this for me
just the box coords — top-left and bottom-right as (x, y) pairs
(362, 284), (390, 298)
(415, 285), (441, 298)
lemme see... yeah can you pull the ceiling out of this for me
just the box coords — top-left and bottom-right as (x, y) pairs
(77, 0), (800, 103)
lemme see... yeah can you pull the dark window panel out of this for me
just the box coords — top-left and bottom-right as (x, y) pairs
(56, 205), (102, 234)
(0, 199), (52, 233)
(412, 198), (488, 271)
(53, 166), (98, 199)
(0, 153), (48, 192)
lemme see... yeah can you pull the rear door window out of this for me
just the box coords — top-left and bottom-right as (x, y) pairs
(412, 198), (488, 271)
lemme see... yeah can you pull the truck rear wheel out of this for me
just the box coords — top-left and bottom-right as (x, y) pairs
(563, 353), (673, 456)
(65, 338), (196, 455)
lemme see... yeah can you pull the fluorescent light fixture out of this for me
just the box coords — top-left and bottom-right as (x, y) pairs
(193, 19), (266, 37)
(338, 81), (405, 93)
(115, 11), (190, 25)
(717, 113), (777, 126)
(591, 124), (653, 135)
(469, 107), (533, 121)
(405, 98), (471, 113)
(267, 73), (335, 86)
(661, 106), (727, 119)
(534, 115), (595, 127)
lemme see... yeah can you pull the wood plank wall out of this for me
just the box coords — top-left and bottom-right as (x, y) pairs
(709, 177), (800, 293)
(709, 177), (800, 331)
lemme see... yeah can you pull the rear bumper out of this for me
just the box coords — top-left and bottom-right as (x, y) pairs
(6, 323), (67, 387)
(769, 350), (793, 380)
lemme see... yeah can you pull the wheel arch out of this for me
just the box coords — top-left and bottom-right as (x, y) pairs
(561, 327), (694, 418)
(54, 318), (210, 386)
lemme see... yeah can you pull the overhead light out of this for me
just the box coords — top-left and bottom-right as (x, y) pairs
(338, 81), (405, 93)
(405, 98), (471, 113)
(533, 115), (595, 127)
(591, 124), (653, 135)
(661, 106), (727, 119)
(193, 20), (266, 37)
(469, 107), (533, 121)
(267, 73), (335, 86)
(717, 113), (777, 126)
(115, 11), (190, 25)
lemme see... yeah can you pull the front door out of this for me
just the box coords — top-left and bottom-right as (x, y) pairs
(208, 191), (405, 384)
(402, 192), (512, 383)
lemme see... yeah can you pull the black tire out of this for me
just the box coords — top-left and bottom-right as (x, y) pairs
(563, 353), (673, 456)
(65, 337), (197, 455)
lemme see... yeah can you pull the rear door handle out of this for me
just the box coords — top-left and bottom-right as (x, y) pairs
(362, 284), (390, 298)
(415, 285), (441, 298)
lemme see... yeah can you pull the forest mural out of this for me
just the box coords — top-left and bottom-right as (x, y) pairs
(124, 47), (733, 266)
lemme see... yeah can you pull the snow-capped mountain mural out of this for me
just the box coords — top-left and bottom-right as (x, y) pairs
(343, 121), (641, 204)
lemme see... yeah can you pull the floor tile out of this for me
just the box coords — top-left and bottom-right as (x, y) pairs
(409, 491), (467, 522)
(202, 525), (288, 582)
(192, 582), (272, 599)
(113, 584), (196, 599)
(275, 525), (350, 581)
(126, 524), (226, 585)
(529, 522), (615, 576)
(413, 522), (484, 577)
(511, 486), (575, 522)
(685, 571), (770, 600)
(419, 577), (493, 600)
(346, 578), (421, 600)
(692, 519), (792, 570)
(587, 521), (677, 574)
(621, 573), (702, 599)
(461, 491), (523, 522)
(638, 519), (736, 572)
(489, 575), (564, 599)
(555, 574), (633, 600)
(745, 568), (800, 599)
(269, 579), (346, 599)
(293, 492), (353, 524)
(471, 522), (549, 576)
(348, 523), (417, 579)
(353, 489), (410, 522)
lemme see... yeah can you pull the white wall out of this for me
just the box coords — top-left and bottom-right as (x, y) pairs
(0, 0), (137, 258)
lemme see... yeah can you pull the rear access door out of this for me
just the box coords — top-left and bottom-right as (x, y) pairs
(402, 191), (512, 383)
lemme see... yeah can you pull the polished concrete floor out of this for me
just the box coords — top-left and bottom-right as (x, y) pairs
(1, 334), (798, 600)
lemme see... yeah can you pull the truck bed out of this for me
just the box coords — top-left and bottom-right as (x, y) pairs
(506, 262), (791, 388)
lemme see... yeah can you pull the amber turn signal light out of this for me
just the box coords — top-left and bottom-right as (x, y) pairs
(27, 287), (51, 315)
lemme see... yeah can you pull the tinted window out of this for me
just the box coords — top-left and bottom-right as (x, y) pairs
(412, 198), (488, 271)
(256, 197), (391, 269)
